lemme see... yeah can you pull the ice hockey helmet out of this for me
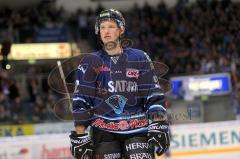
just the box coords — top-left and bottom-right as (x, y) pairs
(95, 9), (125, 35)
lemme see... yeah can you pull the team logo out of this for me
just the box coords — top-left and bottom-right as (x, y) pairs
(78, 64), (88, 74)
(105, 95), (127, 114)
(126, 69), (139, 78)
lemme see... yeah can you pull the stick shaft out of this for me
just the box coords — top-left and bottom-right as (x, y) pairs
(57, 60), (72, 107)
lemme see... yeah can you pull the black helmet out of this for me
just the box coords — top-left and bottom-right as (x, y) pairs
(95, 9), (125, 35)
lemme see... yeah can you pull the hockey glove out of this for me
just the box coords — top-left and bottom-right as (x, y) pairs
(148, 121), (170, 156)
(69, 131), (93, 159)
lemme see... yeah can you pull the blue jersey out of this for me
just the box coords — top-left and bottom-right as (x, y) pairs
(72, 48), (166, 134)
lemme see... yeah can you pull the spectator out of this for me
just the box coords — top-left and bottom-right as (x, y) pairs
(0, 104), (10, 123)
(0, 36), (12, 69)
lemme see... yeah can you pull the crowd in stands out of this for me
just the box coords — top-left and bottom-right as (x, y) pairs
(0, 0), (240, 124)
(0, 68), (59, 124)
(125, 0), (240, 91)
(0, 0), (67, 43)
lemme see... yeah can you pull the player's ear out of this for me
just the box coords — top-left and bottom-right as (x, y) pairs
(120, 27), (124, 36)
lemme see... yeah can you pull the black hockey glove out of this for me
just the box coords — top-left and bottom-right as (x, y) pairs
(69, 131), (93, 159)
(148, 121), (170, 156)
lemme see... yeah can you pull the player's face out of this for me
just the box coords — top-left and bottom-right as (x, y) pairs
(99, 20), (123, 44)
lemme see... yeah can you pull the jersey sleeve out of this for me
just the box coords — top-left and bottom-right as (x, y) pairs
(72, 55), (100, 127)
(140, 52), (167, 119)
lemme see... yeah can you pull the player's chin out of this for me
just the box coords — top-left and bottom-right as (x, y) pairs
(103, 40), (117, 47)
(103, 38), (114, 44)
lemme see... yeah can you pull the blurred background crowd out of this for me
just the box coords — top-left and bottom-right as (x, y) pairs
(0, 0), (240, 124)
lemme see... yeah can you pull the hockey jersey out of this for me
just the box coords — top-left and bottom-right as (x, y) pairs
(72, 47), (166, 134)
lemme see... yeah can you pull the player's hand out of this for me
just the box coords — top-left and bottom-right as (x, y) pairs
(148, 121), (170, 156)
(69, 131), (93, 159)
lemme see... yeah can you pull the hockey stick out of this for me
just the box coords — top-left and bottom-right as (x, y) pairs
(57, 60), (72, 109)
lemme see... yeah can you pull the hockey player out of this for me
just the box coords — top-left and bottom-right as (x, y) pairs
(69, 9), (170, 159)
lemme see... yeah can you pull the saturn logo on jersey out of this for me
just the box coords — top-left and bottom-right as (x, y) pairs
(108, 80), (138, 93)
(126, 69), (139, 78)
(97, 80), (138, 95)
